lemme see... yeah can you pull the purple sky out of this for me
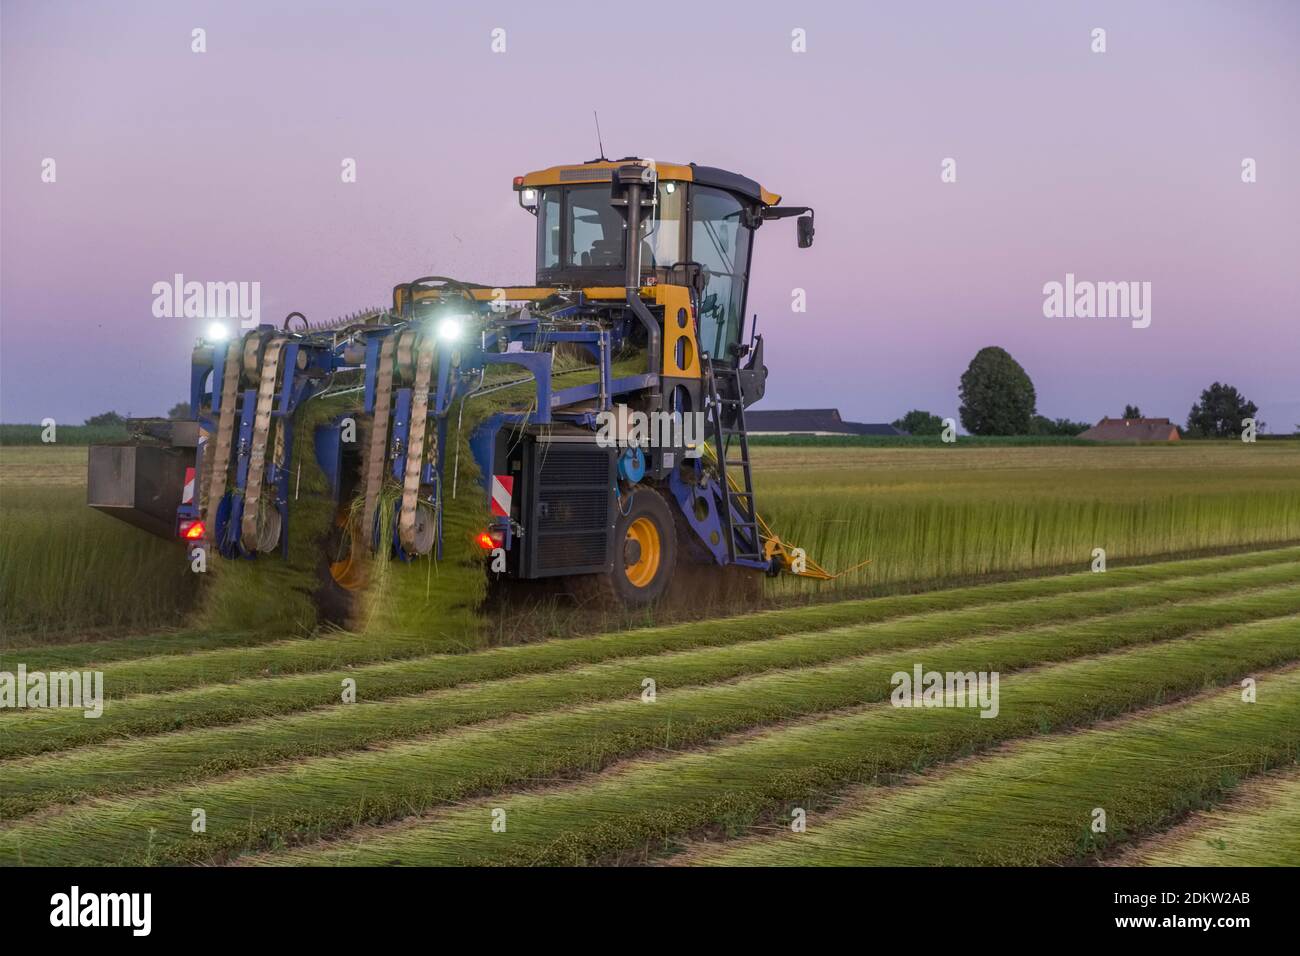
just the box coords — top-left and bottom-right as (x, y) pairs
(3, 0), (1297, 430)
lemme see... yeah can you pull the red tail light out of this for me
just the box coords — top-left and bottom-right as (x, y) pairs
(477, 531), (496, 550)
(181, 520), (206, 540)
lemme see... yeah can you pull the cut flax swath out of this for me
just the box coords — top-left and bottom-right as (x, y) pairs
(702, 665), (1300, 867)
(1124, 766), (1300, 867)
(9, 542), (1299, 674)
(4, 603), (1297, 866)
(11, 552), (1300, 759)
(4, 547), (1300, 762)
(241, 615), (1300, 867)
(8, 571), (1300, 817)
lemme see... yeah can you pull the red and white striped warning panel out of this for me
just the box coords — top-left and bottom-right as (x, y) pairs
(490, 475), (514, 517)
(182, 467), (196, 505)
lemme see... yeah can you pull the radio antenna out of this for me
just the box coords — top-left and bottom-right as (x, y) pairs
(593, 111), (607, 161)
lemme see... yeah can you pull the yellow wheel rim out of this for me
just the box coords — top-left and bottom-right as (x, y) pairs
(624, 516), (662, 589)
(329, 511), (367, 591)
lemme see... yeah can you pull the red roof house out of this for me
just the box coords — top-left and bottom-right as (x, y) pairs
(1079, 417), (1181, 442)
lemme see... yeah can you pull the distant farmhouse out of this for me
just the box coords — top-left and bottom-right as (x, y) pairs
(1079, 417), (1181, 442)
(746, 408), (906, 437)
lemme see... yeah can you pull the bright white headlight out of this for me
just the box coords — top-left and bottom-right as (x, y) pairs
(437, 317), (463, 341)
(206, 322), (230, 342)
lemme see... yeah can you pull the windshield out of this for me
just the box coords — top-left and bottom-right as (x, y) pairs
(567, 184), (625, 267)
(536, 182), (684, 274)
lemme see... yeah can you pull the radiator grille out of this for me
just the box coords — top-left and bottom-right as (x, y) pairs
(537, 491), (607, 531)
(531, 443), (612, 574)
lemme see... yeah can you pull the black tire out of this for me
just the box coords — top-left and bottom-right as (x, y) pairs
(570, 487), (677, 608)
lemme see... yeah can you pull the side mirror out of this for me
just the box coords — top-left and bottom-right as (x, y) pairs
(797, 215), (815, 249)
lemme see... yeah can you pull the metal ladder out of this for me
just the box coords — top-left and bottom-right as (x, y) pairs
(704, 356), (763, 563)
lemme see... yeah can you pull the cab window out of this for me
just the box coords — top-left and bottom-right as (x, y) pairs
(567, 184), (626, 268)
(690, 186), (752, 361)
(537, 188), (561, 271)
(644, 181), (683, 267)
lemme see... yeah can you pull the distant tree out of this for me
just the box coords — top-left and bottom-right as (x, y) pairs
(168, 402), (192, 420)
(892, 409), (945, 436)
(958, 347), (1036, 436)
(84, 411), (125, 428)
(1123, 404), (1142, 419)
(1031, 415), (1092, 437)
(1186, 382), (1260, 438)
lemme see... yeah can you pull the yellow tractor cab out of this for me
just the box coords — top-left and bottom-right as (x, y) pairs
(514, 159), (813, 366)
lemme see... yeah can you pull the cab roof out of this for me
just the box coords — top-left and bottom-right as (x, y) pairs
(517, 158), (782, 206)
